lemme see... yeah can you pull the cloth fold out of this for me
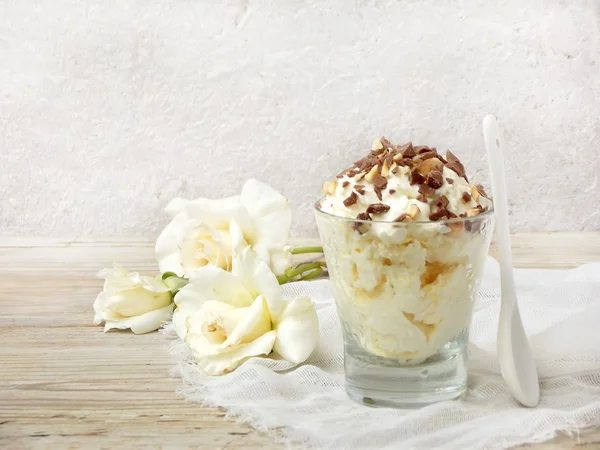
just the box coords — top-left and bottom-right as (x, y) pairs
(165, 258), (600, 449)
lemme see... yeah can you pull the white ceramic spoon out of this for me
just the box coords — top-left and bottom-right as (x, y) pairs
(483, 115), (540, 407)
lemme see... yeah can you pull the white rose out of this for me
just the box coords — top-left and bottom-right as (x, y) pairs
(173, 221), (319, 375)
(93, 265), (174, 334)
(155, 179), (292, 277)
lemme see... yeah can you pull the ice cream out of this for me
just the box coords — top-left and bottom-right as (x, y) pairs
(315, 138), (493, 364)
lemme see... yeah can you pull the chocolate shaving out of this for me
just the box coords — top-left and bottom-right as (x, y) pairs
(434, 195), (449, 209)
(393, 213), (408, 222)
(410, 168), (426, 185)
(391, 166), (400, 174)
(380, 137), (392, 148)
(374, 187), (383, 201)
(354, 184), (365, 195)
(342, 181), (350, 188)
(414, 145), (432, 154)
(475, 184), (489, 199)
(353, 212), (371, 233)
(343, 192), (358, 207)
(366, 203), (391, 214)
(462, 192), (471, 202)
(425, 170), (444, 189)
(418, 151), (437, 161)
(446, 177), (454, 185)
(418, 184), (435, 196)
(385, 154), (395, 168)
(401, 142), (416, 158)
(416, 194), (427, 203)
(389, 189), (396, 194)
(429, 208), (450, 221)
(373, 175), (388, 190)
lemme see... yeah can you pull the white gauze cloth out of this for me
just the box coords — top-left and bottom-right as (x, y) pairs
(165, 257), (600, 449)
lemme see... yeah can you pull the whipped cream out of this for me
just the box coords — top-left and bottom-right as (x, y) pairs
(316, 138), (493, 363)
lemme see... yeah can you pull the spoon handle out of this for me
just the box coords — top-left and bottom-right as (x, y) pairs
(482, 115), (517, 307)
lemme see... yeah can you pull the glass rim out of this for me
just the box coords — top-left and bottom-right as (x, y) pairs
(313, 196), (494, 225)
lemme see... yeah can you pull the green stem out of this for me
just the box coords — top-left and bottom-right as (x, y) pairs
(278, 261), (325, 285)
(289, 246), (324, 255)
(300, 267), (324, 281)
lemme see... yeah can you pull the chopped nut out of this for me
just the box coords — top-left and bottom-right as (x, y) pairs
(393, 153), (404, 161)
(354, 172), (365, 182)
(416, 193), (427, 203)
(381, 159), (391, 177)
(417, 158), (443, 175)
(366, 203), (391, 214)
(364, 165), (379, 183)
(429, 208), (450, 221)
(389, 189), (396, 194)
(371, 139), (383, 151)
(343, 192), (358, 207)
(466, 208), (480, 217)
(470, 184), (480, 202)
(322, 180), (338, 195)
(391, 166), (400, 174)
(407, 204), (420, 219)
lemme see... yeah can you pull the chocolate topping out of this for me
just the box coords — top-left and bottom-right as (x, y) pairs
(366, 203), (391, 214)
(343, 192), (358, 207)
(342, 181), (350, 188)
(462, 192), (471, 202)
(374, 187), (383, 201)
(373, 175), (388, 190)
(410, 168), (426, 185)
(401, 143), (416, 158)
(475, 184), (489, 199)
(418, 184), (435, 196)
(425, 170), (444, 189)
(429, 208), (450, 221)
(434, 195), (449, 209)
(393, 213), (408, 222)
(416, 194), (427, 203)
(446, 177), (454, 184)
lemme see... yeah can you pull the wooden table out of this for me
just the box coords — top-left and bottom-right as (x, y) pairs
(2, 234), (600, 450)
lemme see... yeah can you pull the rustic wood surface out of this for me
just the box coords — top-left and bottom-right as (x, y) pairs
(1, 233), (600, 450)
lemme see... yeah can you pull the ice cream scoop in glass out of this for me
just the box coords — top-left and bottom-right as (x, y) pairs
(315, 138), (494, 408)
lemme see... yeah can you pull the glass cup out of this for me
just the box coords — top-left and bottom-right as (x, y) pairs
(315, 200), (494, 408)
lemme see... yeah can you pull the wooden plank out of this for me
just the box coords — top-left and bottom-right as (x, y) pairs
(1, 234), (599, 449)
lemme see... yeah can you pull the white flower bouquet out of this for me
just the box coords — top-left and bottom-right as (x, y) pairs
(93, 179), (324, 375)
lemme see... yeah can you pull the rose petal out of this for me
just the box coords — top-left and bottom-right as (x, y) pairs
(265, 249), (293, 277)
(186, 329), (277, 376)
(220, 295), (272, 348)
(155, 213), (188, 276)
(240, 179), (292, 257)
(273, 296), (319, 364)
(103, 303), (175, 335)
(230, 227), (285, 320)
(176, 265), (254, 309)
(179, 220), (232, 274)
(102, 288), (172, 317)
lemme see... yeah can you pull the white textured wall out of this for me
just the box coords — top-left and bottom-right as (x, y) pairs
(1, 0), (599, 237)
